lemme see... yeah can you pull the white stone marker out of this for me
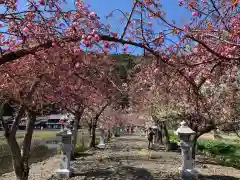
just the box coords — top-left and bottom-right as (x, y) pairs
(56, 129), (73, 178)
(175, 121), (199, 180)
(97, 127), (105, 149)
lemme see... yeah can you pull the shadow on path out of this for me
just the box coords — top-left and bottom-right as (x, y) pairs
(199, 175), (240, 180)
(197, 158), (240, 170)
(72, 166), (154, 180)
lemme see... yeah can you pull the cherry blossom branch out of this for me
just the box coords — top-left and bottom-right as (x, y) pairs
(209, 0), (229, 31)
(203, 33), (240, 47)
(185, 34), (240, 61)
(10, 75), (43, 135)
(120, 1), (138, 40)
(0, 100), (10, 135)
(0, 36), (81, 65)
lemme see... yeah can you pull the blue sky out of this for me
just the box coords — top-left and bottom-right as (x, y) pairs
(0, 0), (192, 54)
(83, 0), (192, 54)
(84, 0), (191, 28)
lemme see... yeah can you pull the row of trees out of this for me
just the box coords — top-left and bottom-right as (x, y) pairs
(0, 0), (239, 179)
(125, 0), (240, 158)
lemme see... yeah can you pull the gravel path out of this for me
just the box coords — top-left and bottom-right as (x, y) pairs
(53, 135), (240, 180)
(1, 135), (240, 180)
(0, 155), (60, 180)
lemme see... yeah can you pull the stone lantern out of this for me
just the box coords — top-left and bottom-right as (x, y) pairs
(97, 126), (105, 149)
(55, 129), (73, 178)
(175, 121), (198, 180)
(115, 125), (121, 137)
(151, 125), (158, 144)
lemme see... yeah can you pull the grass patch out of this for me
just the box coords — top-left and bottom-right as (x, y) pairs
(0, 131), (57, 145)
(197, 139), (240, 168)
(168, 131), (180, 143)
(168, 130), (240, 168)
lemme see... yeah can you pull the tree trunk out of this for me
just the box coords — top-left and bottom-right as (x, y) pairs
(1, 79), (41, 180)
(162, 122), (170, 151)
(20, 110), (36, 180)
(88, 121), (92, 137)
(89, 102), (110, 148)
(158, 128), (163, 144)
(5, 111), (36, 180)
(7, 136), (25, 180)
(107, 128), (111, 141)
(72, 107), (84, 157)
(192, 135), (199, 160)
(90, 122), (96, 148)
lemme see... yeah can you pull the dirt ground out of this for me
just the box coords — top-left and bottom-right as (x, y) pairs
(51, 135), (240, 180)
(1, 134), (240, 180)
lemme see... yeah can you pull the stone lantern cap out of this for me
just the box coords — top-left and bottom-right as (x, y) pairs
(175, 121), (195, 136)
(56, 129), (72, 137)
(151, 125), (158, 129)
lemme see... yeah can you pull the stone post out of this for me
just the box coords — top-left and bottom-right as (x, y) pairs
(152, 126), (158, 145)
(97, 127), (105, 149)
(115, 126), (120, 137)
(55, 129), (73, 178)
(175, 121), (199, 180)
(145, 129), (148, 138)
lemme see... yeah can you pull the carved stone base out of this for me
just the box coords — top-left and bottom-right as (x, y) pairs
(179, 168), (199, 180)
(55, 168), (72, 179)
(97, 143), (105, 149)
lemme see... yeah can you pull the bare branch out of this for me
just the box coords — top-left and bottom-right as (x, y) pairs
(120, 1), (138, 40)
(10, 76), (43, 135)
(185, 34), (240, 61)
(0, 100), (9, 135)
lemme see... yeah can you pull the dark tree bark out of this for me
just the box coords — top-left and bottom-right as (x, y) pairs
(89, 102), (111, 148)
(88, 120), (92, 137)
(0, 78), (41, 180)
(72, 106), (85, 157)
(191, 134), (199, 160)
(90, 120), (97, 148)
(162, 121), (170, 151)
(107, 128), (111, 141)
(20, 110), (36, 180)
(158, 125), (163, 144)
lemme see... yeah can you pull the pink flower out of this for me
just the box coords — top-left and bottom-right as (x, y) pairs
(75, 62), (80, 68)
(27, 23), (33, 29)
(38, 0), (45, 5)
(89, 12), (96, 18)
(87, 35), (92, 40)
(192, 12), (199, 17)
(122, 44), (128, 51)
(91, 29), (97, 35)
(178, 0), (183, 6)
(112, 32), (118, 38)
(183, 24), (189, 31)
(148, 22), (152, 26)
(81, 39), (86, 44)
(104, 42), (109, 48)
(94, 34), (101, 41)
(23, 27), (29, 34)
(72, 22), (78, 27)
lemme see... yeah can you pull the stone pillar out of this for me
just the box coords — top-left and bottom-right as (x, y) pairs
(176, 121), (199, 180)
(115, 126), (120, 137)
(97, 127), (105, 149)
(145, 129), (148, 138)
(56, 130), (73, 178)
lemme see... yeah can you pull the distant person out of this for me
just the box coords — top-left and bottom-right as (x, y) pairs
(148, 128), (154, 150)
